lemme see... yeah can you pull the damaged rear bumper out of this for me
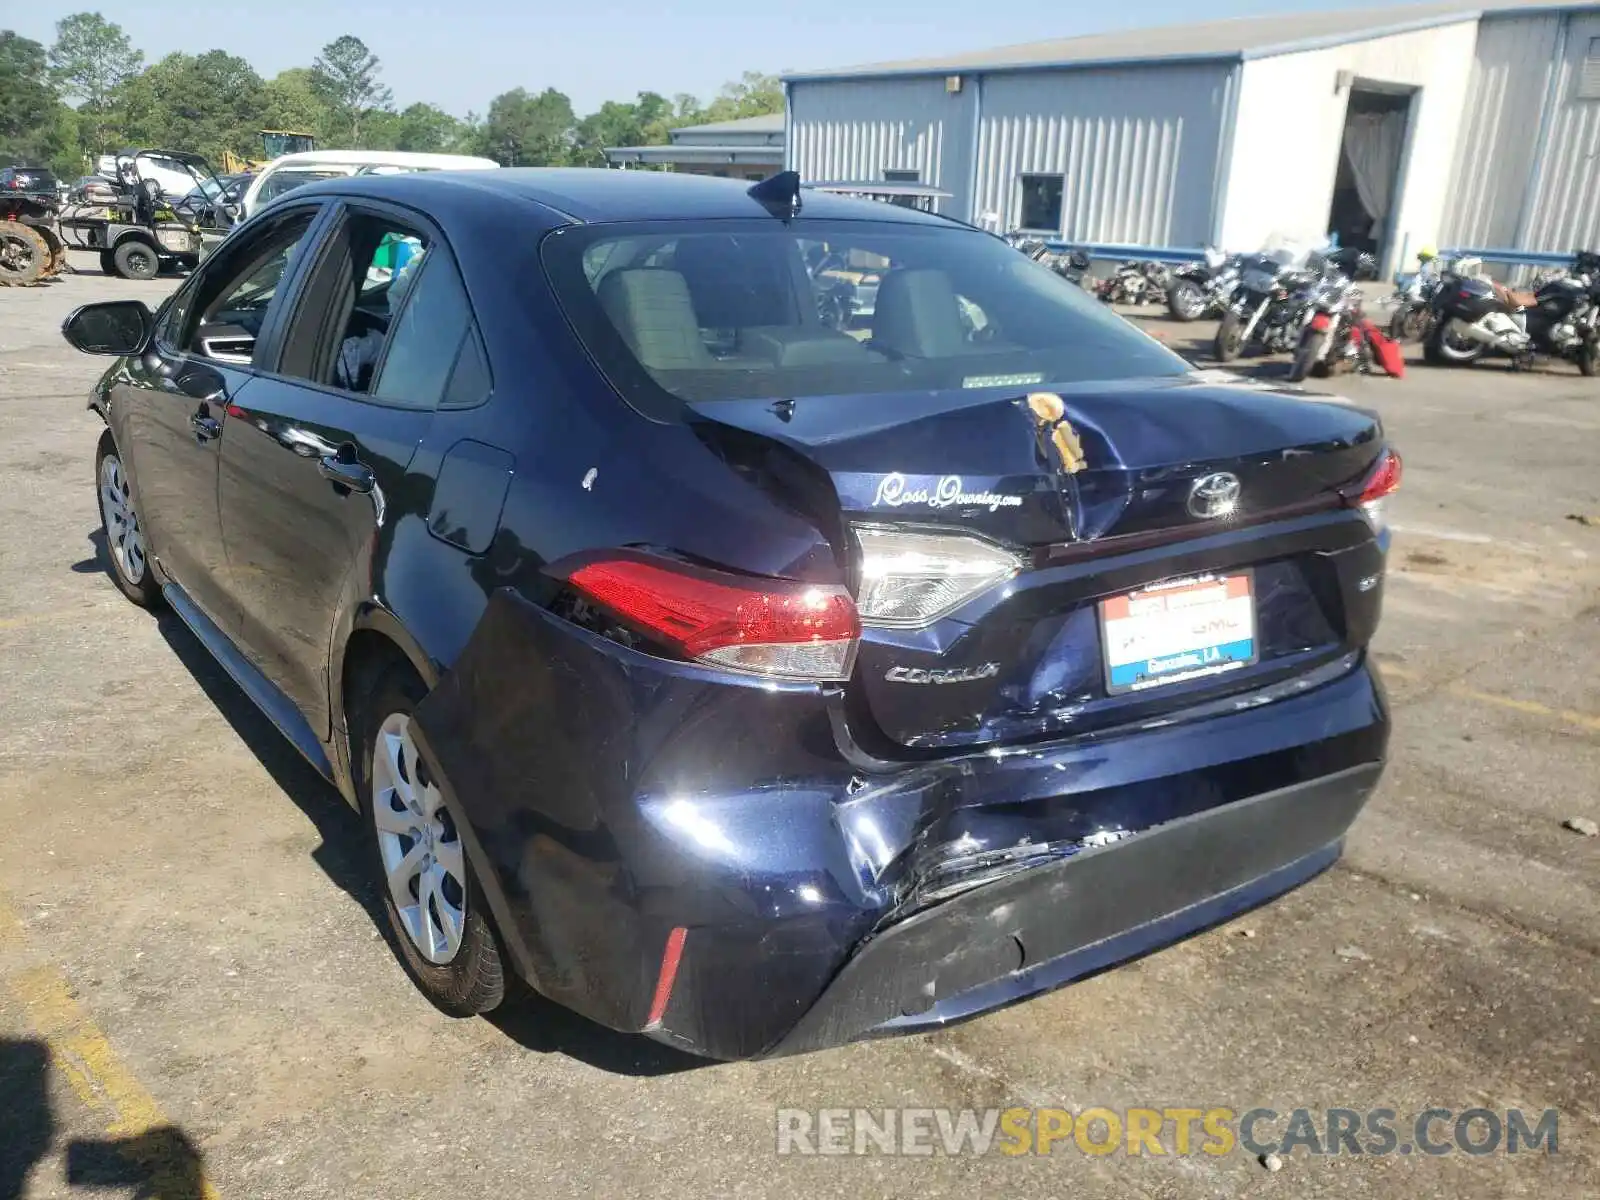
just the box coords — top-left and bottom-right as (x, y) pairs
(766, 761), (1378, 1057)
(411, 589), (1388, 1062)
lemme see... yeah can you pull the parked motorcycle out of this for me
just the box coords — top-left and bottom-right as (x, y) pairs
(1167, 248), (1241, 321)
(1097, 259), (1169, 307)
(1213, 253), (1318, 362)
(1423, 250), (1600, 374)
(1288, 273), (1405, 382)
(1002, 233), (1094, 290)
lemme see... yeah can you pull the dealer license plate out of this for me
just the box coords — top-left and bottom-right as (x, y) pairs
(1099, 572), (1257, 693)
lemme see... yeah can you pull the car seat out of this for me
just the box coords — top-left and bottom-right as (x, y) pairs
(870, 268), (970, 359)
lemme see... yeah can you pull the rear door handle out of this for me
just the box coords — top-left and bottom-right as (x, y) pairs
(318, 455), (375, 494)
(190, 413), (221, 441)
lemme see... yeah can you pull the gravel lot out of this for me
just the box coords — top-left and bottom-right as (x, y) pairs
(1, 257), (1596, 1199)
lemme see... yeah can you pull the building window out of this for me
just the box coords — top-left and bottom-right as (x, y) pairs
(883, 168), (920, 183)
(1018, 175), (1065, 233)
(1580, 37), (1600, 100)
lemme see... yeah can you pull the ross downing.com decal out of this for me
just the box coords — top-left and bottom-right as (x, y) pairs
(872, 473), (1022, 513)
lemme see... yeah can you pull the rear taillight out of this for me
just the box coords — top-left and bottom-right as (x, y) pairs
(854, 526), (1023, 628)
(567, 556), (859, 682)
(1347, 447), (1402, 531)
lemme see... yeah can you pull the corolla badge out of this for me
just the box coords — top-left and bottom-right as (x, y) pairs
(1187, 472), (1242, 520)
(885, 663), (1001, 685)
(872, 473), (1022, 512)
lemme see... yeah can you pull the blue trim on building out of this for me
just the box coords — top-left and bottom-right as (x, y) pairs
(784, 52), (1241, 86)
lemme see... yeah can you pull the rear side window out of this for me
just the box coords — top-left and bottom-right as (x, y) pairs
(371, 253), (474, 410)
(541, 218), (1186, 419)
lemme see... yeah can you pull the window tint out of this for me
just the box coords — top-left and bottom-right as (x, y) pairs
(541, 219), (1186, 419)
(370, 252), (473, 410)
(1018, 175), (1065, 233)
(441, 327), (492, 410)
(165, 210), (316, 365)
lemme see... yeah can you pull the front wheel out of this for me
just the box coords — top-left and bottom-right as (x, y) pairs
(1579, 338), (1600, 378)
(355, 663), (507, 1018)
(1214, 311), (1245, 362)
(1288, 331), (1326, 382)
(0, 225), (48, 286)
(1424, 320), (1485, 366)
(112, 239), (160, 281)
(1167, 278), (1206, 321)
(95, 432), (161, 608)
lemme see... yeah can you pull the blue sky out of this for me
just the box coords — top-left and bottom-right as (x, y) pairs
(16, 0), (1378, 116)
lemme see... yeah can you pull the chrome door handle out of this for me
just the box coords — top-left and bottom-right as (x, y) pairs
(318, 455), (374, 494)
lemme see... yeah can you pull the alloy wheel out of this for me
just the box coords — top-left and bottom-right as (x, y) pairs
(370, 713), (467, 965)
(98, 454), (147, 584)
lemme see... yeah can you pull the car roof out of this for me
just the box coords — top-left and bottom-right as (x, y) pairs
(293, 167), (958, 227)
(260, 149), (501, 171)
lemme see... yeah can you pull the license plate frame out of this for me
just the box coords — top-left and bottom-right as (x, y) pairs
(1098, 570), (1258, 695)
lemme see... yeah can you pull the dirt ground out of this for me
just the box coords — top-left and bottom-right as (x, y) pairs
(0, 257), (1596, 1199)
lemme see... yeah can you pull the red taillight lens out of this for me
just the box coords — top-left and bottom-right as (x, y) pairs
(1310, 313), (1332, 331)
(1346, 447), (1402, 531)
(1358, 448), (1403, 503)
(567, 556), (859, 682)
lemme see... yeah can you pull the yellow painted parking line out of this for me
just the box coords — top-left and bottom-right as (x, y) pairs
(1380, 663), (1600, 734)
(0, 894), (224, 1200)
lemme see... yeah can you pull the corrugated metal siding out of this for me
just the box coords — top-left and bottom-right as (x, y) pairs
(972, 64), (1230, 245)
(1440, 14), (1562, 249)
(787, 78), (972, 216)
(1525, 13), (1600, 252)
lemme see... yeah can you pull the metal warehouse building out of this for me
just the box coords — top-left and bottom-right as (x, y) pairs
(784, 1), (1600, 275)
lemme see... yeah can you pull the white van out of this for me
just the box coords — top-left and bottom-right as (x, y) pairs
(237, 150), (500, 220)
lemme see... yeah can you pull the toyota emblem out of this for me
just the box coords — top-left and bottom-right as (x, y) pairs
(1187, 472), (1241, 520)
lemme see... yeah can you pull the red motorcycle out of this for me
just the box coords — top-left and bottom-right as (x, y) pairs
(1288, 275), (1405, 382)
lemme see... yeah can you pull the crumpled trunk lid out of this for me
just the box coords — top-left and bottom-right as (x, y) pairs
(687, 374), (1387, 751)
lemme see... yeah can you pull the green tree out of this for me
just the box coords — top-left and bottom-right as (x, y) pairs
(115, 50), (266, 165)
(392, 102), (462, 152)
(479, 87), (575, 166)
(47, 11), (141, 152)
(0, 31), (64, 165)
(262, 67), (331, 145)
(311, 35), (392, 145)
(572, 91), (674, 165)
(700, 71), (782, 123)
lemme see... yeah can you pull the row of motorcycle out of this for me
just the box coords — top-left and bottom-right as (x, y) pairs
(1008, 230), (1600, 380)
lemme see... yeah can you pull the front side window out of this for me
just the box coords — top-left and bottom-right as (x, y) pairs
(542, 218), (1186, 419)
(1018, 175), (1065, 233)
(163, 209), (318, 365)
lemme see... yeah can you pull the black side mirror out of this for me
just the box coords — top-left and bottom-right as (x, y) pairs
(62, 301), (154, 356)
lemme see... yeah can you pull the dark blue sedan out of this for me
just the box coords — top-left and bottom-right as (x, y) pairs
(63, 168), (1395, 1060)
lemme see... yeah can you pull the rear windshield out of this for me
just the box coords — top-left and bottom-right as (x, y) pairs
(540, 218), (1187, 418)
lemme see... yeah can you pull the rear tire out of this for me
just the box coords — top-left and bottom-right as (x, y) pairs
(95, 432), (162, 609)
(112, 239), (159, 281)
(1167, 279), (1206, 321)
(1580, 338), (1600, 378)
(354, 662), (507, 1018)
(1214, 311), (1245, 362)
